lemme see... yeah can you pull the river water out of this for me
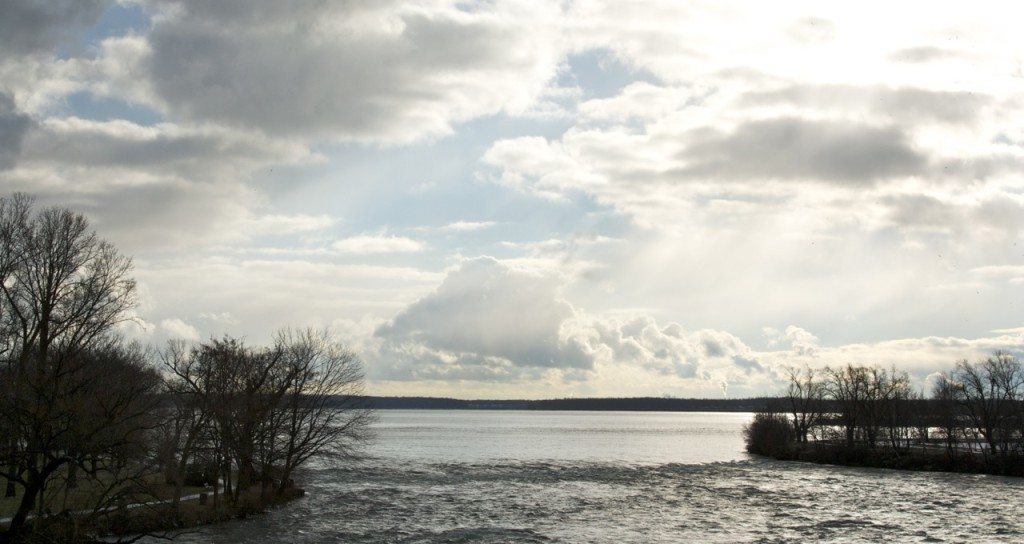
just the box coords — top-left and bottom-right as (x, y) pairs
(158, 410), (1024, 543)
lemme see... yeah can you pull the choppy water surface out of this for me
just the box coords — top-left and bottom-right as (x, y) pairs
(162, 410), (1024, 543)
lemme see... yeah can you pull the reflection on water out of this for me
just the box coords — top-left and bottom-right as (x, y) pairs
(370, 410), (752, 464)
(154, 410), (1024, 543)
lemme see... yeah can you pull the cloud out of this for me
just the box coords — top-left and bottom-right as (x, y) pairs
(375, 257), (592, 377)
(159, 317), (200, 341)
(0, 0), (109, 57)
(0, 93), (32, 169)
(888, 46), (966, 64)
(767, 326), (819, 356)
(360, 255), (1024, 397)
(134, 256), (443, 345)
(882, 193), (961, 231)
(796, 331), (1024, 381)
(139, 0), (566, 143)
(198, 311), (239, 325)
(787, 17), (837, 44)
(0, 116), (320, 250)
(740, 85), (989, 126)
(584, 316), (764, 382)
(3, 0), (1023, 400)
(438, 221), (497, 232)
(369, 257), (773, 391)
(332, 234), (425, 254)
(577, 82), (693, 122)
(247, 214), (336, 236)
(679, 117), (926, 184)
(360, 249), (1024, 395)
(881, 192), (1024, 237)
(970, 265), (1024, 284)
(19, 117), (313, 177)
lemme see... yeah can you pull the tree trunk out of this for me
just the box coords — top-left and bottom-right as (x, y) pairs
(7, 467), (45, 537)
(7, 485), (39, 538)
(276, 464), (293, 495)
(171, 455), (187, 515)
(66, 462), (77, 489)
(4, 436), (17, 497)
(4, 463), (16, 497)
(222, 462), (232, 505)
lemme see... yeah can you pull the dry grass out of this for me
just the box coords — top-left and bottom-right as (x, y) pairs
(0, 470), (207, 519)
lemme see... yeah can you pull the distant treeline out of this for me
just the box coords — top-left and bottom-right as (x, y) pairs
(348, 396), (775, 411)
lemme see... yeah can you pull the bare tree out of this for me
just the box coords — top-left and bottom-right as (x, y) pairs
(0, 195), (375, 541)
(931, 371), (962, 454)
(769, 355), (1024, 470)
(954, 353), (1023, 457)
(984, 352), (1024, 455)
(827, 364), (871, 448)
(2, 339), (162, 540)
(784, 365), (825, 443)
(153, 330), (373, 511)
(1, 194), (34, 499)
(270, 328), (372, 494)
(877, 368), (913, 454)
(0, 196), (140, 539)
(158, 340), (215, 515)
(200, 337), (294, 504)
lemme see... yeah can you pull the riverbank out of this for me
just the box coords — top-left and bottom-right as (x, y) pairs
(99, 485), (306, 538)
(0, 486), (305, 543)
(762, 442), (1024, 478)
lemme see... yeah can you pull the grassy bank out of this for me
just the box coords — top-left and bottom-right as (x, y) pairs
(0, 475), (207, 520)
(1, 484), (305, 542)
(95, 486), (306, 538)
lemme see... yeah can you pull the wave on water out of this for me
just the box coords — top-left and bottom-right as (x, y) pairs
(159, 458), (1024, 543)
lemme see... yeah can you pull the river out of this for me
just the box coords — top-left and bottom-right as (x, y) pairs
(155, 410), (1024, 543)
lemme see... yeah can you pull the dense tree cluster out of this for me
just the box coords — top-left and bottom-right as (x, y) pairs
(0, 195), (370, 543)
(158, 330), (371, 514)
(746, 356), (1024, 471)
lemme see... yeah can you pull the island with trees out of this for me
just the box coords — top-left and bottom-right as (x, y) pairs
(0, 194), (372, 543)
(745, 357), (1024, 477)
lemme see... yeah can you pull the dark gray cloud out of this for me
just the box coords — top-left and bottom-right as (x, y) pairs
(883, 193), (959, 229)
(702, 337), (725, 357)
(75, 182), (254, 249)
(741, 85), (988, 125)
(1, 116), (308, 250)
(143, 0), (560, 141)
(678, 117), (926, 183)
(971, 196), (1024, 235)
(0, 0), (109, 57)
(731, 355), (763, 374)
(933, 155), (1023, 181)
(883, 193), (1024, 237)
(0, 93), (32, 169)
(19, 119), (302, 177)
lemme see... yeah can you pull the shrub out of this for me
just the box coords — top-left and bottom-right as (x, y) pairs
(743, 411), (794, 457)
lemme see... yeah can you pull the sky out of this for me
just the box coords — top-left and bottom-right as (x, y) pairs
(1, 0), (1022, 398)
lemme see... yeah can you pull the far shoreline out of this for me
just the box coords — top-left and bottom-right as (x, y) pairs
(355, 395), (770, 411)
